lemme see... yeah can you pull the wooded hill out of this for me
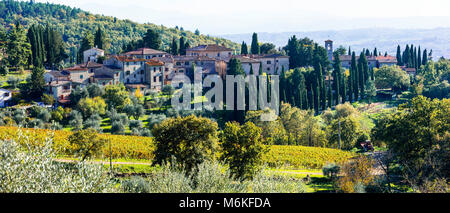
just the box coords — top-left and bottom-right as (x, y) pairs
(0, 0), (240, 54)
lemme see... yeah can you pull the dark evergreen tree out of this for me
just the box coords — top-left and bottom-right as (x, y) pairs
(241, 41), (248, 55)
(179, 37), (186, 55)
(422, 49), (428, 65)
(170, 37), (178, 55)
(332, 52), (341, 105)
(142, 28), (161, 50)
(250, 32), (259, 54)
(94, 26), (106, 50)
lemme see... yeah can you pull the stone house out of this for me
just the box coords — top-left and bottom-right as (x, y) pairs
(44, 71), (72, 104)
(83, 47), (105, 63)
(249, 54), (289, 75)
(123, 48), (170, 59)
(186, 44), (233, 60)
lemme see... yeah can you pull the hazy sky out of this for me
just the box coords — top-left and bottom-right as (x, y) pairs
(36, 0), (450, 34)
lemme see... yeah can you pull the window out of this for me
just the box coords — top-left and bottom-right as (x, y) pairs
(176, 62), (181, 66)
(126, 71), (130, 75)
(153, 76), (157, 82)
(80, 75), (84, 79)
(4, 92), (9, 97)
(267, 61), (271, 64)
(185, 62), (189, 66)
(217, 53), (220, 57)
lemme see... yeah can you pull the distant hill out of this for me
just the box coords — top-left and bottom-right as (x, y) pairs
(219, 28), (450, 59)
(0, 0), (240, 54)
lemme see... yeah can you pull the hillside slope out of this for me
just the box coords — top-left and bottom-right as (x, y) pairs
(0, 0), (240, 54)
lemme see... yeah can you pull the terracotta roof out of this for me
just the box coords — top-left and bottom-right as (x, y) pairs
(65, 61), (103, 71)
(186, 44), (233, 52)
(225, 56), (259, 63)
(249, 54), (289, 59)
(47, 80), (71, 87)
(152, 56), (175, 63)
(113, 55), (151, 62)
(376, 56), (398, 63)
(94, 75), (113, 79)
(146, 59), (165, 66)
(84, 47), (104, 52)
(125, 84), (148, 89)
(338, 55), (377, 61)
(46, 70), (69, 78)
(173, 55), (219, 62)
(124, 48), (167, 56)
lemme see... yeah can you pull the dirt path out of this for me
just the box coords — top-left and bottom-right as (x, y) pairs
(366, 151), (387, 175)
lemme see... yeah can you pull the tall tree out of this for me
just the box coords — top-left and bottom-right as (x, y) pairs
(332, 52), (341, 105)
(179, 37), (186, 55)
(250, 32), (260, 54)
(142, 28), (161, 50)
(240, 41), (248, 55)
(396, 45), (403, 66)
(422, 49), (428, 66)
(6, 21), (31, 70)
(94, 26), (106, 50)
(77, 31), (94, 63)
(44, 25), (67, 68)
(170, 37), (178, 55)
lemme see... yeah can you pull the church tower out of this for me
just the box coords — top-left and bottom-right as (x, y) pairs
(325, 40), (333, 61)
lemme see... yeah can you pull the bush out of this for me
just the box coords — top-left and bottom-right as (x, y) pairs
(129, 120), (143, 129)
(322, 163), (341, 179)
(111, 121), (125, 135)
(337, 155), (375, 193)
(0, 133), (116, 193)
(121, 161), (307, 193)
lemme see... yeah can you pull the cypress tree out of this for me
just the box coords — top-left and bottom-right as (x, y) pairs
(417, 46), (422, 69)
(350, 52), (358, 101)
(348, 46), (351, 55)
(241, 41), (248, 55)
(373, 47), (378, 56)
(327, 73), (332, 108)
(170, 37), (178, 55)
(179, 37), (186, 55)
(403, 45), (410, 67)
(332, 52), (341, 105)
(422, 49), (428, 65)
(250, 32), (260, 54)
(94, 27), (105, 49)
(258, 62), (263, 75)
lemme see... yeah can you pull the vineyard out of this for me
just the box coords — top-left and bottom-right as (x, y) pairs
(0, 126), (354, 169)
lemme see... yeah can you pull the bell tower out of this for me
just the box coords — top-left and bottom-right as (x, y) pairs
(325, 40), (333, 61)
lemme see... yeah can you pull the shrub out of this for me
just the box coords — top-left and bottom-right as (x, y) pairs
(129, 120), (143, 129)
(0, 133), (116, 193)
(337, 155), (375, 193)
(111, 121), (125, 135)
(322, 163), (341, 179)
(121, 161), (307, 193)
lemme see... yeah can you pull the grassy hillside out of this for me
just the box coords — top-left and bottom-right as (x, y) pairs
(0, 0), (240, 54)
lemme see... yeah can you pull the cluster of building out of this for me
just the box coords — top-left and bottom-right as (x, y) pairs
(325, 40), (399, 69)
(44, 44), (290, 105)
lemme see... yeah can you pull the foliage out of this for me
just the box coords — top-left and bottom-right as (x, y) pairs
(41, 93), (54, 105)
(374, 65), (410, 91)
(263, 145), (355, 169)
(322, 163), (341, 179)
(337, 155), (375, 193)
(77, 96), (106, 118)
(0, 0), (239, 54)
(0, 133), (116, 193)
(68, 128), (107, 161)
(103, 84), (130, 111)
(122, 161), (307, 193)
(0, 126), (154, 159)
(371, 96), (449, 188)
(151, 115), (219, 173)
(221, 121), (267, 180)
